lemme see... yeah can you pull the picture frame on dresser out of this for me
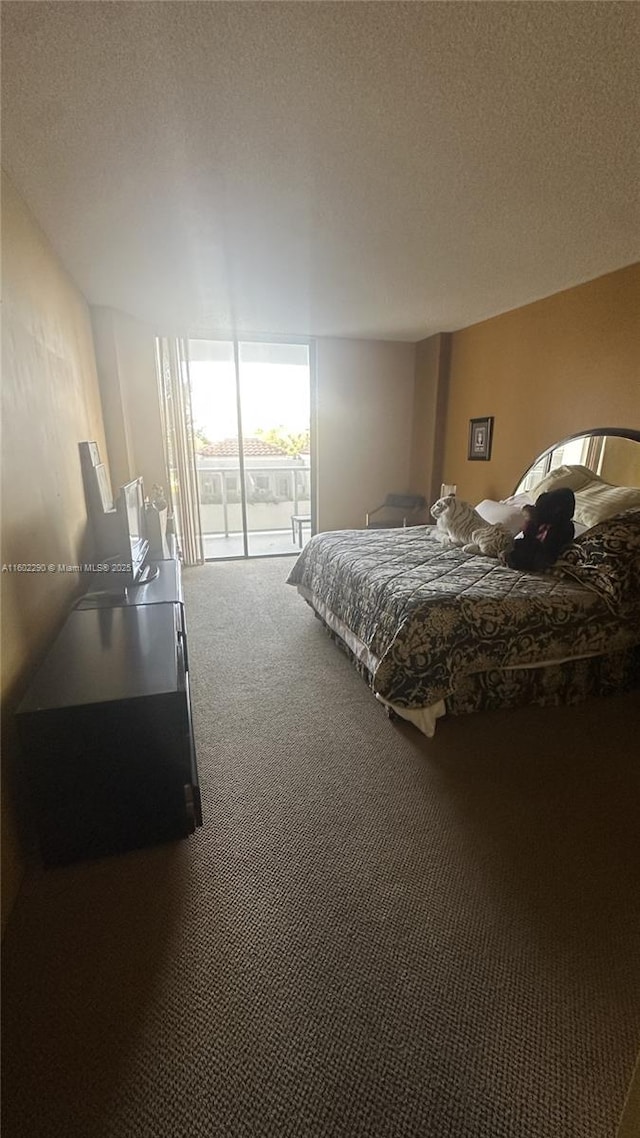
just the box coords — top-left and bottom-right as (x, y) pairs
(95, 463), (114, 512)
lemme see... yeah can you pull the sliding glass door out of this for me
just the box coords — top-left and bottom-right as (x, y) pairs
(188, 338), (312, 559)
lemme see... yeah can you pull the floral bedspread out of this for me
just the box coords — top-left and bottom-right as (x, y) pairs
(286, 526), (639, 709)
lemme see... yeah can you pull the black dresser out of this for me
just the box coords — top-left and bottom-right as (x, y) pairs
(17, 557), (202, 867)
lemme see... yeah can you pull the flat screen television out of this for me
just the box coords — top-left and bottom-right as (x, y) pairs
(117, 478), (153, 584)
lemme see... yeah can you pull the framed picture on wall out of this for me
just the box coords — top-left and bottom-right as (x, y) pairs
(468, 416), (494, 461)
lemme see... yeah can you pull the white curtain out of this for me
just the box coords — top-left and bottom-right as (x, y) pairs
(155, 337), (204, 566)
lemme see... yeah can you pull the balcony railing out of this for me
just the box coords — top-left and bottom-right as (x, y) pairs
(196, 461), (310, 537)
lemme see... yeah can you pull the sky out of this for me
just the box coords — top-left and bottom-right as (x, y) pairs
(189, 360), (310, 441)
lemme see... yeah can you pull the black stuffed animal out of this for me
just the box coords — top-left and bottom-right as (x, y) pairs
(505, 487), (576, 572)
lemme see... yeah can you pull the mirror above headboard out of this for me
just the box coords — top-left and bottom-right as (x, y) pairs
(515, 428), (640, 495)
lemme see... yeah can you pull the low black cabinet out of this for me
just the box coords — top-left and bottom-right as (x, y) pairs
(17, 564), (202, 867)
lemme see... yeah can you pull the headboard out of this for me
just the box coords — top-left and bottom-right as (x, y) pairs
(514, 428), (640, 495)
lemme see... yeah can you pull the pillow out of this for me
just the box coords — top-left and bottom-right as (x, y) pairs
(572, 481), (640, 528)
(554, 509), (640, 614)
(530, 464), (640, 528)
(475, 499), (527, 536)
(477, 497), (589, 539)
(531, 464), (606, 495)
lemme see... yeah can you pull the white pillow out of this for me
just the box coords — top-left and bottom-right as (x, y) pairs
(475, 499), (526, 536)
(531, 464), (605, 495)
(573, 482), (640, 527)
(529, 465), (640, 526)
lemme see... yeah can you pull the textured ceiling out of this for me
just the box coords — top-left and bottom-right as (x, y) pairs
(2, 1), (639, 340)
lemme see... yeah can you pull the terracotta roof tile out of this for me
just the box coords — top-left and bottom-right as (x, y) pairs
(200, 437), (288, 457)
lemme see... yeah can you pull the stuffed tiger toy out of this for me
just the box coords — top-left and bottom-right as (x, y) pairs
(430, 495), (511, 558)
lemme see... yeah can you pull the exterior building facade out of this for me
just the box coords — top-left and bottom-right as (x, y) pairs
(196, 437), (311, 537)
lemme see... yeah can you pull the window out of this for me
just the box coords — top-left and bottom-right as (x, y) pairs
(225, 474), (240, 503)
(295, 472), (310, 498)
(199, 472), (221, 504)
(277, 474), (291, 499)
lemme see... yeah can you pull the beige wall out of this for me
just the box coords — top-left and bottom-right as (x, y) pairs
(91, 306), (167, 497)
(315, 338), (416, 531)
(1, 173), (107, 930)
(438, 263), (640, 504)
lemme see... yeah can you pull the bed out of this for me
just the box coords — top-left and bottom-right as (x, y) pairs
(287, 429), (640, 737)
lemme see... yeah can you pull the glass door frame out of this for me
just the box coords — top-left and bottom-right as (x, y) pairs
(191, 333), (317, 562)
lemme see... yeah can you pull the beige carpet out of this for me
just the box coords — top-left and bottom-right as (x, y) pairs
(3, 557), (640, 1138)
